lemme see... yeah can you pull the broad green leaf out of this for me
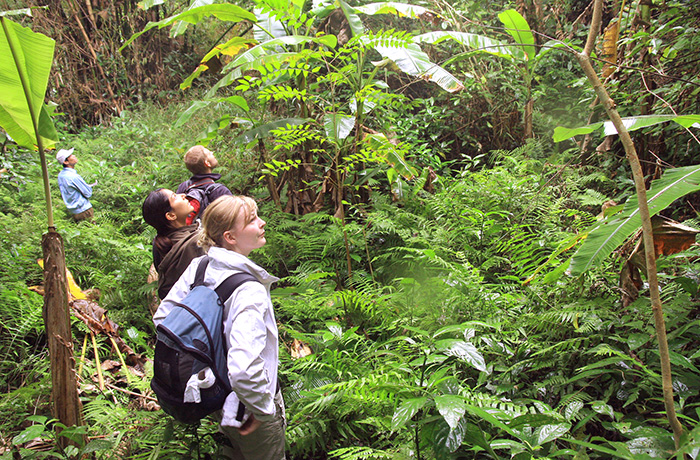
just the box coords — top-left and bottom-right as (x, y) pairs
(221, 95), (250, 112)
(324, 112), (355, 143)
(175, 100), (212, 128)
(602, 114), (678, 136)
(180, 37), (253, 90)
(553, 114), (700, 142)
(434, 395), (465, 430)
(414, 31), (524, 61)
(435, 339), (487, 372)
(338, 0), (364, 37)
(355, 2), (440, 20)
(434, 417), (466, 455)
(13, 424), (46, 444)
(566, 437), (637, 459)
(208, 52), (298, 97)
(364, 37), (464, 92)
(138, 0), (165, 10)
(391, 397), (427, 431)
(253, 7), (287, 43)
(207, 36), (335, 97)
(235, 117), (311, 144)
(628, 333), (651, 350)
(0, 8), (33, 17)
(534, 423), (571, 445)
(552, 122), (604, 142)
(120, 4), (256, 50)
(364, 133), (417, 179)
(171, 0), (215, 37)
(175, 96), (249, 128)
(0, 17), (57, 149)
(591, 401), (614, 418)
(498, 9), (535, 61)
(563, 400), (583, 421)
(463, 423), (497, 456)
(569, 164), (700, 275)
(674, 114), (700, 128)
(464, 404), (520, 438)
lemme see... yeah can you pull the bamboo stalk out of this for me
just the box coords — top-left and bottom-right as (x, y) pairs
(109, 336), (132, 384)
(77, 334), (88, 377)
(90, 332), (105, 391)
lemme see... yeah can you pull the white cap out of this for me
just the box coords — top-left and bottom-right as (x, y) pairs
(56, 148), (75, 164)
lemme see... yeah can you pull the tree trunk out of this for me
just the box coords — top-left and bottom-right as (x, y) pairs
(42, 231), (85, 446)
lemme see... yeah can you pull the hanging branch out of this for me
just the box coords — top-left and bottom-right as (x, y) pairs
(575, 0), (683, 448)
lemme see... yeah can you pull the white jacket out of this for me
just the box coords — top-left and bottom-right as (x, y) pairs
(153, 246), (280, 423)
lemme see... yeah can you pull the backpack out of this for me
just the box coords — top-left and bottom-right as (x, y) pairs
(184, 179), (224, 225)
(151, 256), (258, 424)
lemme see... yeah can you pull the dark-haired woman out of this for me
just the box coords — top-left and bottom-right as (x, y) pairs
(142, 188), (205, 299)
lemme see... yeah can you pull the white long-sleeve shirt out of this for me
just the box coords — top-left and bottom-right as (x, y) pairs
(153, 246), (280, 422)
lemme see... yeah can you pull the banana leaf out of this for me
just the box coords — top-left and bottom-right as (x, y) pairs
(323, 112), (355, 143)
(0, 16), (57, 149)
(498, 9), (535, 61)
(170, 0), (215, 38)
(414, 31), (524, 61)
(354, 2), (440, 19)
(364, 133), (417, 179)
(253, 7), (287, 43)
(367, 38), (464, 92)
(553, 114), (700, 143)
(120, 4), (256, 50)
(569, 164), (700, 275)
(205, 36), (336, 97)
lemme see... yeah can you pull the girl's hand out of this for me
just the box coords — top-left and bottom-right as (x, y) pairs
(238, 414), (261, 435)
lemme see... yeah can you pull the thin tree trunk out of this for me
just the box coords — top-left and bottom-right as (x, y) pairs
(576, 0), (683, 448)
(42, 231), (85, 447)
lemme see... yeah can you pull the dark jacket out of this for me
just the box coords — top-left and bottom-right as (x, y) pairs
(176, 173), (232, 204)
(155, 224), (205, 300)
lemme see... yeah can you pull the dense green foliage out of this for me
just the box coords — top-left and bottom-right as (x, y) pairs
(2, 100), (700, 458)
(2, 0), (700, 458)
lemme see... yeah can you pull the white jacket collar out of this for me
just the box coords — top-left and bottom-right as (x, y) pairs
(206, 246), (279, 286)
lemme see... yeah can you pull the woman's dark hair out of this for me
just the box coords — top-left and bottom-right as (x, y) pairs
(142, 188), (176, 259)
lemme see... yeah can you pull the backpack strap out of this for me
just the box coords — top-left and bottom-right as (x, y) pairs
(186, 178), (216, 191)
(215, 272), (259, 303)
(212, 271), (259, 424)
(191, 256), (210, 289)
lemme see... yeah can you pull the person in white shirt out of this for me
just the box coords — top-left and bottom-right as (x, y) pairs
(153, 195), (285, 460)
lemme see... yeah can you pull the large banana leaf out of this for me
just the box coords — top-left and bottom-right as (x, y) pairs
(364, 133), (417, 179)
(353, 2), (440, 19)
(0, 16), (57, 149)
(120, 4), (256, 50)
(364, 37), (464, 92)
(180, 36), (254, 90)
(498, 9), (535, 62)
(414, 31), (524, 61)
(569, 164), (700, 275)
(175, 96), (250, 128)
(205, 36), (336, 97)
(253, 7), (287, 43)
(324, 113), (355, 144)
(170, 0), (215, 37)
(553, 114), (700, 142)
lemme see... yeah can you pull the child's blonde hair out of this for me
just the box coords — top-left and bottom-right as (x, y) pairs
(198, 195), (258, 251)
